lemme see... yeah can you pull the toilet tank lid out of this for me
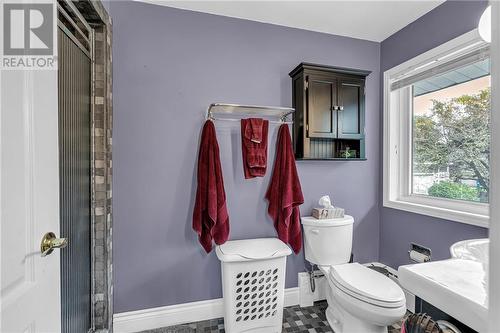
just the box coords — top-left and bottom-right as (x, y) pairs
(216, 238), (292, 262)
(301, 215), (354, 227)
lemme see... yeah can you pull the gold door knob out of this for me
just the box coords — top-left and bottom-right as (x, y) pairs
(40, 232), (68, 257)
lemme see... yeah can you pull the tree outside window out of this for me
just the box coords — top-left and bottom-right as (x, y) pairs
(412, 77), (490, 203)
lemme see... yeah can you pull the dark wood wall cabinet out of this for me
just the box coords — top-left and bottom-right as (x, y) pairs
(290, 63), (370, 160)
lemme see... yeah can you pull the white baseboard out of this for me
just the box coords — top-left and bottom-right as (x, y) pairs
(284, 287), (300, 307)
(113, 263), (409, 333)
(113, 287), (299, 333)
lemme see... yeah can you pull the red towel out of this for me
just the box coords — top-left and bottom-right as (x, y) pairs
(193, 120), (229, 253)
(241, 118), (269, 179)
(265, 124), (304, 254)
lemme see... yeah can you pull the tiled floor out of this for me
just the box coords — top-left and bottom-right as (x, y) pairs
(139, 301), (404, 333)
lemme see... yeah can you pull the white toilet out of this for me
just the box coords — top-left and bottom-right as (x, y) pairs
(301, 216), (406, 333)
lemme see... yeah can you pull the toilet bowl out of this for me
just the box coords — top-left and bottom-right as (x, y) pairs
(301, 216), (406, 333)
(321, 264), (406, 333)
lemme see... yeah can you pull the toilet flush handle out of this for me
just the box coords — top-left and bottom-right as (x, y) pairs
(310, 229), (320, 235)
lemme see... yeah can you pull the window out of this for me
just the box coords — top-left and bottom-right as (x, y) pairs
(383, 30), (490, 227)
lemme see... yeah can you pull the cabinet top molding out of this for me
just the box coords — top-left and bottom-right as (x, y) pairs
(289, 62), (372, 78)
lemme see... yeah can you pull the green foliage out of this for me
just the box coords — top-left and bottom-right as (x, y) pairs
(427, 181), (479, 201)
(413, 88), (490, 199)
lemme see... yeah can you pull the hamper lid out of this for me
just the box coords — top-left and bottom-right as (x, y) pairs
(216, 238), (292, 262)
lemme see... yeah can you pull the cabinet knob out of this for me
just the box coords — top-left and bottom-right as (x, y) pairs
(332, 106), (339, 111)
(339, 106), (344, 111)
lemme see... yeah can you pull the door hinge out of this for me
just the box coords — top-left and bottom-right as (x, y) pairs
(305, 79), (309, 90)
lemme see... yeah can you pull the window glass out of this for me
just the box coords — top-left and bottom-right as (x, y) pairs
(411, 59), (490, 203)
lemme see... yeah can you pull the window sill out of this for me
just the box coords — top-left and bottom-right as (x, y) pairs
(383, 198), (489, 228)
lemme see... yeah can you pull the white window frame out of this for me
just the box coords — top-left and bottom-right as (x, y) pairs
(383, 29), (490, 228)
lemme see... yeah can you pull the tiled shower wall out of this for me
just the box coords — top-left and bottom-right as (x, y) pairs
(92, 22), (113, 330)
(73, 0), (113, 330)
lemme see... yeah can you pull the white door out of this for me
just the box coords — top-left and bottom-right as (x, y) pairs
(1, 67), (62, 332)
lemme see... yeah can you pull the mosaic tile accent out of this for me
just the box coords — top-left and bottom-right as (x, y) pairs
(138, 301), (404, 333)
(71, 1), (113, 331)
(92, 19), (113, 332)
(93, 20), (113, 331)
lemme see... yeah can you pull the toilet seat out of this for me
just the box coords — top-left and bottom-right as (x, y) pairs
(328, 263), (406, 308)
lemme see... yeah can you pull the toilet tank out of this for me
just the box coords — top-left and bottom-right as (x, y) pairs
(301, 216), (354, 266)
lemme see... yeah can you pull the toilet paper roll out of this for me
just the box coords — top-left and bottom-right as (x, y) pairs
(409, 250), (430, 263)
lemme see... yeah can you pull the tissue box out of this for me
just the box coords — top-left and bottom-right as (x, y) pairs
(312, 207), (345, 219)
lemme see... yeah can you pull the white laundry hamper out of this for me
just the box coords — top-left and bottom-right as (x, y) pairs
(216, 238), (292, 333)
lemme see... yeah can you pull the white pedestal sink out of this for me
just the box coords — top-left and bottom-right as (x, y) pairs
(398, 239), (489, 332)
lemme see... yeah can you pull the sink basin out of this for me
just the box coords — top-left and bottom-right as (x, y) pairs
(398, 238), (490, 331)
(398, 259), (487, 332)
(450, 238), (489, 263)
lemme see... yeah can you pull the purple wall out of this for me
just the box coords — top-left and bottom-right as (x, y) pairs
(379, 0), (489, 269)
(110, 2), (380, 312)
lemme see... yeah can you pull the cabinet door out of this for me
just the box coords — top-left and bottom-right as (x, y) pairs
(338, 79), (364, 139)
(306, 75), (337, 138)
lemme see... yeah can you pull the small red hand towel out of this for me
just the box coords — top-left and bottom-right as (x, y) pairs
(192, 120), (229, 253)
(265, 124), (304, 254)
(246, 118), (264, 143)
(241, 118), (269, 179)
